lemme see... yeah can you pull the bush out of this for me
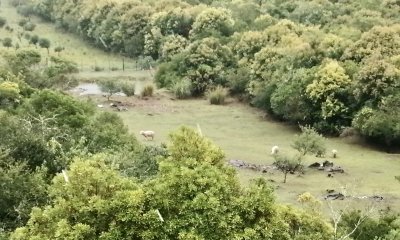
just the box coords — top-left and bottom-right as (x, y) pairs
(23, 22), (36, 31)
(54, 46), (64, 53)
(94, 66), (104, 72)
(172, 78), (192, 99)
(18, 18), (28, 27)
(141, 84), (154, 97)
(137, 56), (156, 70)
(207, 86), (228, 105)
(0, 17), (6, 28)
(120, 81), (136, 96)
(2, 38), (12, 48)
(30, 35), (39, 45)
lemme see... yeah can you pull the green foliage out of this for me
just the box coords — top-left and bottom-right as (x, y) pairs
(339, 210), (400, 240)
(190, 7), (234, 39)
(54, 46), (64, 53)
(273, 154), (303, 183)
(141, 84), (155, 97)
(120, 81), (136, 97)
(17, 19), (28, 27)
(2, 37), (12, 48)
(172, 78), (192, 99)
(0, 81), (21, 106)
(29, 35), (38, 45)
(352, 94), (400, 146)
(38, 38), (50, 52)
(0, 154), (48, 231)
(45, 56), (79, 78)
(98, 79), (121, 101)
(23, 22), (36, 31)
(0, 17), (6, 28)
(292, 126), (327, 157)
(354, 56), (400, 105)
(207, 85), (228, 105)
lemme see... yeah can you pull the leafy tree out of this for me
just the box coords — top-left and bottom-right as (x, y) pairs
(0, 81), (21, 106)
(292, 126), (327, 157)
(354, 56), (400, 105)
(2, 37), (12, 48)
(0, 151), (48, 231)
(98, 79), (121, 101)
(352, 94), (400, 146)
(38, 38), (51, 54)
(273, 153), (303, 183)
(306, 60), (351, 121)
(0, 16), (6, 28)
(53, 46), (64, 55)
(190, 7), (235, 39)
(339, 210), (400, 240)
(29, 34), (39, 45)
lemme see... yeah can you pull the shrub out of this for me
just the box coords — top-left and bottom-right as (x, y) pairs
(207, 86), (228, 105)
(54, 46), (64, 53)
(23, 22), (36, 31)
(94, 66), (104, 72)
(30, 35), (39, 45)
(18, 18), (28, 27)
(141, 84), (155, 97)
(120, 81), (136, 96)
(2, 38), (12, 48)
(110, 67), (119, 71)
(172, 78), (192, 99)
(0, 17), (6, 28)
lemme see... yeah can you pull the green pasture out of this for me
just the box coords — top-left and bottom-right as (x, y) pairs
(89, 91), (400, 209)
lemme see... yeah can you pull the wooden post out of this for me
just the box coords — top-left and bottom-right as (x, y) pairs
(122, 57), (125, 71)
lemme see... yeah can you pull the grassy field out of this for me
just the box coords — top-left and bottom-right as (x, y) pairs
(85, 91), (400, 210)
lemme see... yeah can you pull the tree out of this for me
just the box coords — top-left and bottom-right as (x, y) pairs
(53, 46), (64, 55)
(354, 56), (400, 105)
(0, 151), (48, 231)
(38, 38), (50, 54)
(190, 7), (235, 39)
(29, 34), (39, 46)
(306, 60), (351, 121)
(352, 94), (400, 147)
(292, 126), (327, 157)
(273, 153), (303, 183)
(98, 79), (121, 101)
(0, 16), (6, 28)
(2, 37), (12, 48)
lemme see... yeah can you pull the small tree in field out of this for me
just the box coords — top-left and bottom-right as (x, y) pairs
(30, 34), (39, 46)
(3, 37), (12, 48)
(99, 79), (121, 101)
(54, 46), (64, 55)
(292, 126), (327, 157)
(38, 38), (50, 54)
(0, 17), (6, 28)
(273, 154), (303, 183)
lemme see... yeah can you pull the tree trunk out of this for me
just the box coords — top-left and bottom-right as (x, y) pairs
(283, 170), (288, 183)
